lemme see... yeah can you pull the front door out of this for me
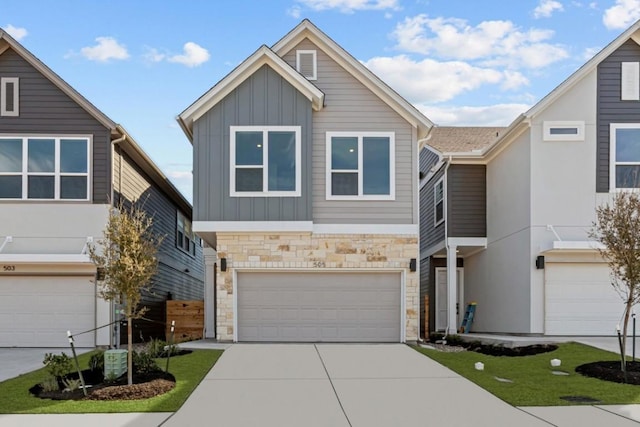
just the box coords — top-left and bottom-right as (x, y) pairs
(435, 267), (463, 332)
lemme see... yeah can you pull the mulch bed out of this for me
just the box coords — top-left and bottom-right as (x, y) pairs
(576, 360), (640, 385)
(468, 343), (558, 357)
(30, 369), (176, 401)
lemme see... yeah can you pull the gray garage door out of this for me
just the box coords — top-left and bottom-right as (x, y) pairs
(237, 272), (401, 342)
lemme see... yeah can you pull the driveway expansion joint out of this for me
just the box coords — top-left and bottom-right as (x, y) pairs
(314, 344), (353, 427)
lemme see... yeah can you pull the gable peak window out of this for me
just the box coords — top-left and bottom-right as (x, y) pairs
(230, 126), (301, 197)
(326, 132), (395, 200)
(610, 123), (640, 190)
(296, 50), (317, 81)
(434, 178), (444, 226)
(0, 136), (90, 200)
(1, 77), (19, 117)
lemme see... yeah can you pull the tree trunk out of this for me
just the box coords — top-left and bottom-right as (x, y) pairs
(127, 316), (133, 385)
(622, 301), (631, 382)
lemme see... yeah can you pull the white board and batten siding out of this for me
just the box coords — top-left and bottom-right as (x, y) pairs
(545, 262), (636, 336)
(0, 276), (96, 347)
(237, 272), (402, 342)
(282, 39), (417, 225)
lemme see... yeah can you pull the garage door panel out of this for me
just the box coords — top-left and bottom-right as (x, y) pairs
(545, 263), (637, 335)
(0, 276), (96, 347)
(237, 272), (401, 342)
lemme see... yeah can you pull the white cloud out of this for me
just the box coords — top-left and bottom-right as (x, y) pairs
(164, 166), (193, 203)
(417, 103), (531, 126)
(589, 2), (598, 9)
(363, 55), (528, 103)
(392, 15), (568, 69)
(297, 0), (399, 13)
(168, 42), (210, 67)
(603, 0), (640, 29)
(533, 0), (564, 18)
(287, 5), (302, 18)
(4, 24), (27, 41)
(143, 47), (165, 63)
(80, 37), (129, 62)
(582, 46), (601, 60)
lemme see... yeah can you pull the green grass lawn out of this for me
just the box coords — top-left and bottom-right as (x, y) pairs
(0, 349), (223, 414)
(414, 342), (640, 406)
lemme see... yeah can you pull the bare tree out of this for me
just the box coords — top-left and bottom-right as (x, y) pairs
(89, 202), (162, 385)
(590, 192), (640, 377)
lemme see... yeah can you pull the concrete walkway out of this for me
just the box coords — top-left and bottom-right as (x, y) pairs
(0, 347), (92, 382)
(164, 344), (551, 427)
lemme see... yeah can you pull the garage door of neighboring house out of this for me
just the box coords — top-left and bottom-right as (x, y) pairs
(237, 272), (401, 342)
(545, 262), (631, 335)
(0, 276), (96, 347)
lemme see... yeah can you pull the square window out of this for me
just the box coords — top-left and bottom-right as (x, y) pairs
(0, 139), (22, 172)
(326, 132), (395, 200)
(611, 124), (640, 190)
(28, 175), (55, 199)
(230, 126), (301, 197)
(0, 176), (21, 198)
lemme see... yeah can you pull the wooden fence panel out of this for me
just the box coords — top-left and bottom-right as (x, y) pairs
(166, 300), (204, 342)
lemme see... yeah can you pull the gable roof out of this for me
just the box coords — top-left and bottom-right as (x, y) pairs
(272, 19), (433, 137)
(178, 45), (325, 141)
(0, 29), (193, 214)
(426, 127), (506, 154)
(0, 29), (117, 134)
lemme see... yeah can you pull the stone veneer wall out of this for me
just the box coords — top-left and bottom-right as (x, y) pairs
(216, 232), (419, 341)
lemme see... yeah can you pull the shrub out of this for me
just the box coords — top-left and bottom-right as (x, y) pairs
(132, 350), (160, 375)
(146, 338), (168, 358)
(62, 378), (82, 392)
(43, 353), (73, 379)
(89, 350), (105, 373)
(39, 375), (59, 392)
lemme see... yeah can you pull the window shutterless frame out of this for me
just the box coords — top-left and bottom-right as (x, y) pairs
(325, 131), (395, 200)
(0, 77), (19, 117)
(0, 135), (91, 201)
(296, 50), (317, 81)
(433, 177), (444, 226)
(229, 126), (302, 197)
(610, 123), (640, 191)
(543, 121), (585, 141)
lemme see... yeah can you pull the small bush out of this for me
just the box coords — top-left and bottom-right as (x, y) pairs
(43, 353), (73, 379)
(89, 350), (105, 373)
(132, 350), (160, 375)
(62, 378), (82, 392)
(39, 375), (59, 392)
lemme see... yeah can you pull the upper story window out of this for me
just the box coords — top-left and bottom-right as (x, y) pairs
(1, 77), (19, 117)
(621, 62), (640, 101)
(326, 132), (395, 200)
(543, 121), (585, 141)
(434, 177), (444, 226)
(177, 211), (196, 256)
(0, 136), (90, 200)
(296, 50), (317, 81)
(610, 123), (640, 190)
(230, 126), (301, 197)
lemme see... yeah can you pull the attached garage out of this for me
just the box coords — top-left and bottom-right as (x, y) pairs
(236, 271), (402, 342)
(545, 262), (630, 335)
(0, 276), (96, 347)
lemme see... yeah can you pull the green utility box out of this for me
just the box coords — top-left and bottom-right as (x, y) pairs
(104, 349), (127, 378)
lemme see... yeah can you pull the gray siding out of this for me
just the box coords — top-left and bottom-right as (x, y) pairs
(448, 164), (486, 238)
(0, 48), (111, 203)
(193, 65), (313, 222)
(114, 145), (204, 340)
(419, 256), (430, 339)
(597, 39), (640, 192)
(420, 147), (439, 176)
(283, 39), (416, 224)
(419, 167), (445, 252)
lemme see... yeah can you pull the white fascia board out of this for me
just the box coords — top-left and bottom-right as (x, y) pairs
(193, 221), (314, 233)
(272, 20), (432, 136)
(313, 224), (418, 235)
(540, 240), (605, 253)
(179, 46), (324, 129)
(0, 254), (92, 264)
(447, 237), (487, 248)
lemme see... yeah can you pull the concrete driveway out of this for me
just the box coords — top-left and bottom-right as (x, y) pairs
(163, 344), (550, 427)
(0, 348), (92, 382)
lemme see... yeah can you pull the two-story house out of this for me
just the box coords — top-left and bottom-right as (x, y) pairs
(420, 19), (640, 338)
(178, 20), (432, 342)
(0, 29), (203, 347)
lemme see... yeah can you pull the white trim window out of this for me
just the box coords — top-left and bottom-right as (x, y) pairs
(0, 136), (90, 200)
(543, 121), (585, 141)
(610, 123), (640, 190)
(177, 211), (196, 256)
(326, 132), (395, 200)
(621, 62), (640, 101)
(296, 50), (317, 81)
(1, 77), (19, 117)
(434, 177), (444, 226)
(230, 126), (301, 197)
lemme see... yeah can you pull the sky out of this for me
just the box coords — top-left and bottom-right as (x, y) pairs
(2, 0), (640, 202)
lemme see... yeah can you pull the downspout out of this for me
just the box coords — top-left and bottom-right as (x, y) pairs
(442, 155), (454, 336)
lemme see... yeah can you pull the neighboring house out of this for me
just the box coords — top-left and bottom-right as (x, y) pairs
(420, 20), (640, 337)
(178, 19), (432, 342)
(0, 30), (203, 347)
